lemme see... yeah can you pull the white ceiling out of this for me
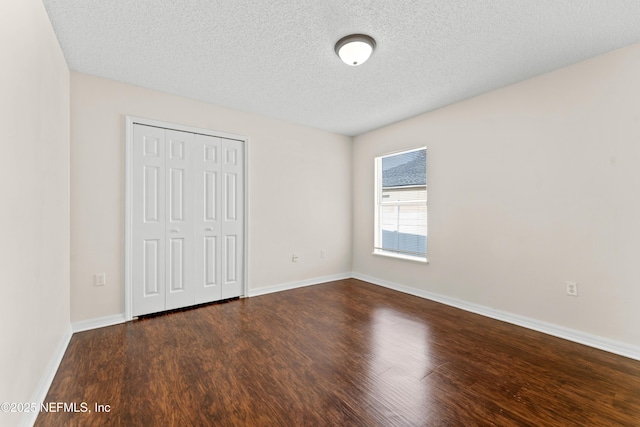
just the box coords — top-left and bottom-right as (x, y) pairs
(42, 0), (640, 136)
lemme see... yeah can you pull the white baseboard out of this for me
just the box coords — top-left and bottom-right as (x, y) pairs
(352, 272), (640, 362)
(65, 273), (351, 333)
(21, 324), (73, 427)
(72, 313), (126, 333)
(73, 274), (352, 332)
(247, 272), (352, 297)
(66, 272), (640, 362)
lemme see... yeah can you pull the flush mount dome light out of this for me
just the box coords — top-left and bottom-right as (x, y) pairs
(335, 34), (376, 66)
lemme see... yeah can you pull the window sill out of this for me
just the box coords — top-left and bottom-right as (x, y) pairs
(372, 250), (429, 264)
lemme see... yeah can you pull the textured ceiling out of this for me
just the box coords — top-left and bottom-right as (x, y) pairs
(42, 0), (640, 136)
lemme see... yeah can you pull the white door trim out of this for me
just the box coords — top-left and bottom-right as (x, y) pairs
(125, 116), (249, 321)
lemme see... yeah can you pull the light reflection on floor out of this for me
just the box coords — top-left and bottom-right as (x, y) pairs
(367, 307), (433, 425)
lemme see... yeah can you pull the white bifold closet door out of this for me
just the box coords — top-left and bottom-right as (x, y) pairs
(132, 124), (243, 317)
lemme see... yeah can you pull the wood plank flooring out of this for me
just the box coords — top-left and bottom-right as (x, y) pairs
(36, 279), (640, 426)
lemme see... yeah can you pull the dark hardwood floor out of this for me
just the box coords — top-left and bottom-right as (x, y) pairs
(36, 279), (640, 426)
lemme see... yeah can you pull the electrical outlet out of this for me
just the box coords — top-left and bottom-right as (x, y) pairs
(94, 273), (106, 287)
(292, 254), (298, 263)
(566, 281), (578, 296)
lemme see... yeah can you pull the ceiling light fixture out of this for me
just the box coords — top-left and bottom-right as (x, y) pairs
(335, 34), (376, 66)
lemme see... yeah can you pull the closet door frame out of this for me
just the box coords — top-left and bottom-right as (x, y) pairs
(125, 116), (249, 321)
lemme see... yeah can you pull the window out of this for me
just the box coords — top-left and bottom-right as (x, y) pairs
(374, 148), (427, 262)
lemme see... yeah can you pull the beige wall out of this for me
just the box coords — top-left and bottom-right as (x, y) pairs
(2, 7), (637, 418)
(70, 72), (352, 322)
(353, 43), (640, 348)
(0, 0), (70, 425)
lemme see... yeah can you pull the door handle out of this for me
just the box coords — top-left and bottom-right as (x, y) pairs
(205, 227), (214, 231)
(170, 228), (180, 232)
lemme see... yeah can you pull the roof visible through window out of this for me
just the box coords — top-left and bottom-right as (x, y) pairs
(382, 149), (426, 188)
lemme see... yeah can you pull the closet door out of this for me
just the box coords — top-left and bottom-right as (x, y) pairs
(132, 125), (167, 316)
(129, 120), (245, 317)
(164, 130), (196, 310)
(194, 134), (222, 304)
(221, 139), (244, 299)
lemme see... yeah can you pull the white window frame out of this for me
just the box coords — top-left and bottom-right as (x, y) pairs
(373, 147), (428, 263)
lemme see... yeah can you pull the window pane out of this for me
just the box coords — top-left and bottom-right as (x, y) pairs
(382, 149), (426, 188)
(376, 147), (427, 259)
(380, 205), (427, 256)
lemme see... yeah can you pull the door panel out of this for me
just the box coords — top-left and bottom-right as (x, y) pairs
(204, 236), (217, 287)
(194, 134), (222, 304)
(169, 237), (184, 291)
(204, 171), (217, 221)
(169, 168), (184, 222)
(221, 139), (243, 299)
(170, 138), (184, 160)
(225, 235), (237, 284)
(165, 130), (195, 310)
(225, 173), (237, 221)
(143, 166), (160, 222)
(143, 135), (160, 158)
(133, 125), (166, 316)
(143, 239), (161, 296)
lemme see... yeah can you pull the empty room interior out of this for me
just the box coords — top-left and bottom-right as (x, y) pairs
(3, 0), (640, 426)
